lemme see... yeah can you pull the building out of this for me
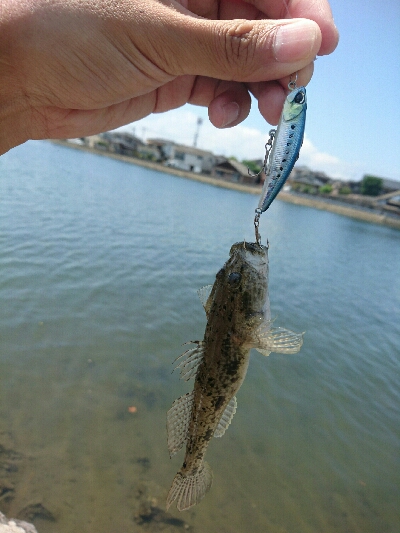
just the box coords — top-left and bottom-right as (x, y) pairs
(147, 139), (215, 173)
(381, 178), (400, 193)
(83, 134), (109, 150)
(212, 158), (259, 185)
(288, 166), (332, 193)
(100, 131), (145, 156)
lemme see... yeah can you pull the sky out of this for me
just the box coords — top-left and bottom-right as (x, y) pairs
(119, 1), (400, 183)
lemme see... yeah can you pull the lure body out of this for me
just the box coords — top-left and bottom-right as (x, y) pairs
(258, 86), (307, 213)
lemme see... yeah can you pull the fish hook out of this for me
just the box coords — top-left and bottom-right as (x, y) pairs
(254, 208), (262, 245)
(247, 131), (276, 179)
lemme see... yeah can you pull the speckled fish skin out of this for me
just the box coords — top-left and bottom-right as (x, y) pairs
(166, 242), (303, 512)
(258, 86), (307, 212)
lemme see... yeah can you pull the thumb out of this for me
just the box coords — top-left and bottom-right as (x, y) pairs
(142, 8), (321, 83)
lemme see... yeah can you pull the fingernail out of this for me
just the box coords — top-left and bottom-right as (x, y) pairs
(220, 102), (240, 127)
(274, 20), (319, 62)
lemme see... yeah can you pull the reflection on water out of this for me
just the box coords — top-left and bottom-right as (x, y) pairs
(0, 142), (399, 533)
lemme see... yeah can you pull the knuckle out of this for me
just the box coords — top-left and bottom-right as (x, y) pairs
(218, 20), (259, 77)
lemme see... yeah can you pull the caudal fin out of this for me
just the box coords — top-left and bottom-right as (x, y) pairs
(166, 462), (213, 511)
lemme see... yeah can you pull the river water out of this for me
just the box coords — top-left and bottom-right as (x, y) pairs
(0, 142), (399, 533)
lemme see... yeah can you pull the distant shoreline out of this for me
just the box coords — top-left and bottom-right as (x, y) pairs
(51, 140), (400, 230)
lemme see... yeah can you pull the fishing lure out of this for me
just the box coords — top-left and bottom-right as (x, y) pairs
(253, 79), (307, 243)
(258, 83), (307, 213)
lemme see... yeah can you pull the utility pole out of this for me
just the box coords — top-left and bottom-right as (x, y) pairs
(193, 117), (203, 147)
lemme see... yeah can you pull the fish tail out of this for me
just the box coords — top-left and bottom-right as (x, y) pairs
(166, 462), (213, 511)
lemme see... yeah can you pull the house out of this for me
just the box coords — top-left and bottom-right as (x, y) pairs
(147, 139), (215, 173)
(137, 143), (162, 161)
(288, 166), (332, 193)
(66, 138), (85, 145)
(375, 189), (400, 216)
(382, 178), (400, 193)
(100, 131), (145, 157)
(212, 158), (258, 185)
(245, 158), (264, 170)
(387, 193), (400, 208)
(84, 134), (109, 150)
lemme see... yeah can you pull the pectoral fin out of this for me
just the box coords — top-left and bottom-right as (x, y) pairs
(167, 391), (194, 457)
(214, 397), (237, 438)
(254, 324), (304, 355)
(173, 341), (204, 381)
(197, 285), (213, 315)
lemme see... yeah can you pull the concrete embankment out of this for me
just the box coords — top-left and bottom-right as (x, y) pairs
(51, 140), (260, 194)
(277, 192), (400, 230)
(51, 141), (400, 230)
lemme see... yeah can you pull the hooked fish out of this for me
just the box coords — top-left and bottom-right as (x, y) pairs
(166, 242), (303, 511)
(258, 86), (307, 213)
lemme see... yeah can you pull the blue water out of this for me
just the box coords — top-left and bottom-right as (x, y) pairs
(0, 141), (399, 533)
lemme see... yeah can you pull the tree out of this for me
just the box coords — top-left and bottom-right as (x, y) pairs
(361, 175), (383, 196)
(242, 160), (261, 175)
(319, 184), (333, 194)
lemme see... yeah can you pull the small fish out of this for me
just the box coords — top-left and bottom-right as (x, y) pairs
(166, 242), (303, 511)
(258, 86), (307, 212)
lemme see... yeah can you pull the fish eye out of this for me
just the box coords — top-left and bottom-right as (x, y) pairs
(228, 272), (241, 286)
(294, 91), (305, 104)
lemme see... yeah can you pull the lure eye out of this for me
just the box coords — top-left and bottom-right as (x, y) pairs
(228, 272), (241, 286)
(294, 91), (305, 104)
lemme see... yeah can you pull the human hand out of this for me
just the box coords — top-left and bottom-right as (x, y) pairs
(0, 0), (338, 155)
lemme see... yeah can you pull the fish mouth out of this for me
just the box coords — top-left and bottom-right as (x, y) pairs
(242, 242), (268, 255)
(243, 242), (261, 252)
(245, 311), (264, 321)
(230, 241), (268, 257)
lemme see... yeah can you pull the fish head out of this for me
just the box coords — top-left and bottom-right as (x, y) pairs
(283, 86), (307, 121)
(215, 242), (270, 332)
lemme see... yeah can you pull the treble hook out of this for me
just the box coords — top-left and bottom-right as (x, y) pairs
(254, 208), (262, 245)
(247, 129), (276, 179)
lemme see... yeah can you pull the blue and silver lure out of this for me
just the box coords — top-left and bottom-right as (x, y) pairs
(257, 85), (307, 213)
(253, 82), (307, 244)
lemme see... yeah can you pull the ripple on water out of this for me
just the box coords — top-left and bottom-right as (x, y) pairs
(0, 141), (399, 533)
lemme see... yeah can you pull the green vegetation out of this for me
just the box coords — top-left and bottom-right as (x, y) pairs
(291, 183), (317, 194)
(138, 152), (156, 161)
(319, 184), (333, 194)
(242, 160), (261, 175)
(339, 185), (352, 195)
(302, 184), (317, 194)
(361, 175), (383, 196)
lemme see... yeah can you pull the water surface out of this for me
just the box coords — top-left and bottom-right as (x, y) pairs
(0, 142), (399, 533)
